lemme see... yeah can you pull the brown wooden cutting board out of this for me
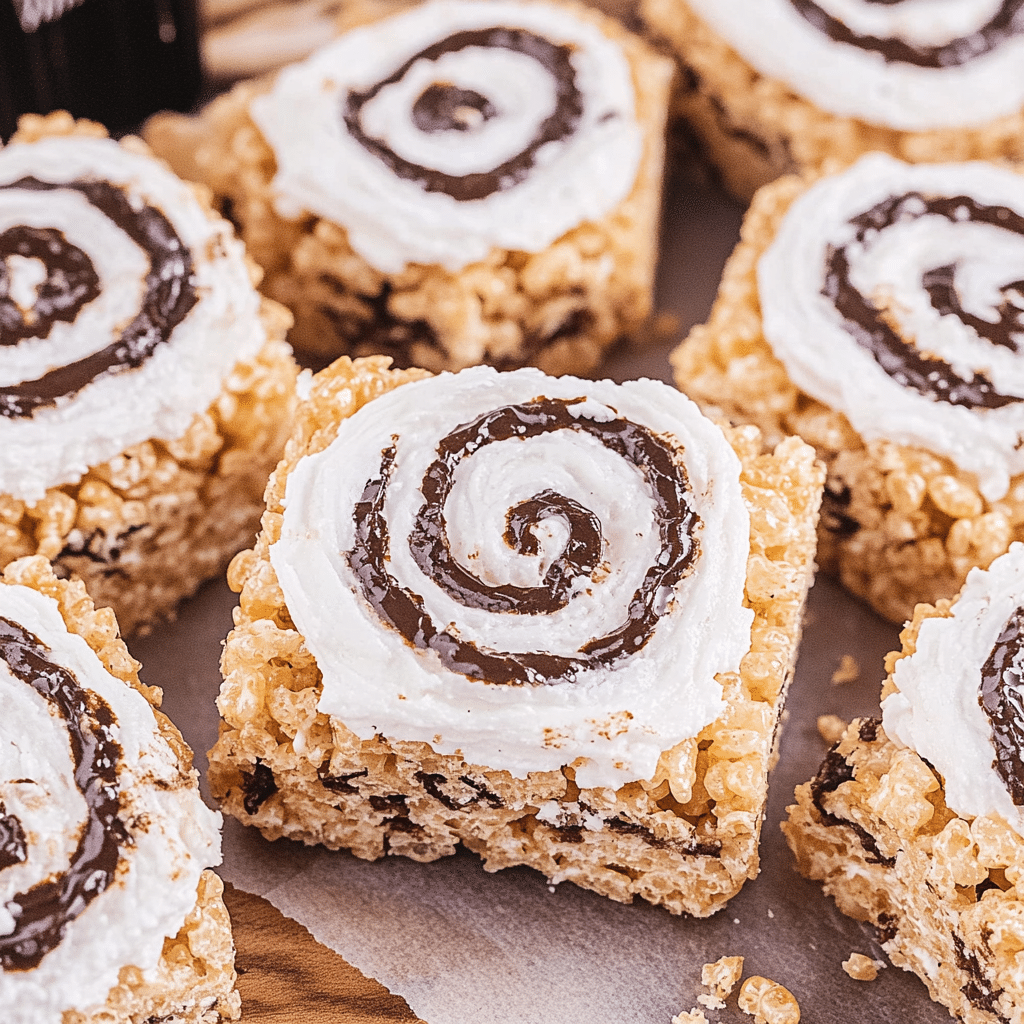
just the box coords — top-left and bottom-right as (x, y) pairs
(224, 884), (425, 1023)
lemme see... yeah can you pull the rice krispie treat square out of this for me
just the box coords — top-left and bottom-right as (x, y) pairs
(0, 113), (298, 635)
(785, 542), (1024, 1024)
(208, 355), (822, 916)
(144, 0), (673, 375)
(0, 555), (238, 1024)
(642, 0), (1024, 203)
(673, 153), (1024, 625)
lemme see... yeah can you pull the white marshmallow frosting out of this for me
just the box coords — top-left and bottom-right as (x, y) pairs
(251, 0), (642, 273)
(758, 153), (1024, 501)
(0, 583), (221, 1023)
(271, 367), (753, 791)
(686, 0), (1024, 131)
(883, 543), (1024, 838)
(0, 135), (267, 503)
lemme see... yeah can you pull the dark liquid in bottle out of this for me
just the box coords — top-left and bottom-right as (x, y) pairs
(0, 0), (202, 141)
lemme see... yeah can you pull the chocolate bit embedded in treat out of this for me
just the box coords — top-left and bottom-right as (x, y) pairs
(414, 771), (504, 811)
(344, 27), (584, 202)
(241, 760), (278, 816)
(0, 615), (125, 971)
(348, 397), (701, 686)
(823, 192), (1024, 410)
(979, 607), (1024, 805)
(809, 727), (895, 867)
(0, 176), (198, 418)
(0, 801), (26, 871)
(952, 933), (1011, 1022)
(788, 0), (1024, 69)
(369, 793), (408, 812)
(317, 762), (368, 794)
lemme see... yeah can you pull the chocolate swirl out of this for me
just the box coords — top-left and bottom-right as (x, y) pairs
(0, 802), (26, 872)
(788, 0), (1024, 68)
(0, 175), (198, 419)
(823, 191), (1024, 410)
(343, 27), (584, 202)
(980, 606), (1024, 806)
(0, 615), (124, 971)
(346, 396), (700, 686)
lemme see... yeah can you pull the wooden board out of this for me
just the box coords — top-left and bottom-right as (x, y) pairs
(224, 884), (424, 1023)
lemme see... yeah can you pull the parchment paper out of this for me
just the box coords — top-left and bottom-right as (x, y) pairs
(133, 178), (953, 1024)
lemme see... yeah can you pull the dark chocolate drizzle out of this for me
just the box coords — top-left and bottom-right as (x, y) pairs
(788, 0), (1024, 68)
(979, 606), (1024, 805)
(346, 396), (700, 686)
(0, 801), (26, 871)
(0, 615), (125, 971)
(412, 83), (497, 134)
(824, 191), (1024, 409)
(0, 225), (99, 345)
(0, 175), (198, 418)
(344, 27), (584, 202)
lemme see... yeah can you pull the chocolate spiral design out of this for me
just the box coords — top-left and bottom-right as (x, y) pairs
(980, 606), (1024, 806)
(789, 0), (1024, 68)
(346, 397), (700, 686)
(0, 175), (198, 419)
(0, 802), (26, 872)
(0, 615), (124, 971)
(343, 27), (584, 202)
(823, 191), (1024, 410)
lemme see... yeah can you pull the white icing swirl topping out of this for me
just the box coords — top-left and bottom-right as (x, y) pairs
(758, 153), (1024, 501)
(0, 583), (221, 1023)
(882, 542), (1024, 838)
(686, 0), (1024, 131)
(250, 0), (642, 273)
(271, 367), (753, 791)
(0, 135), (267, 503)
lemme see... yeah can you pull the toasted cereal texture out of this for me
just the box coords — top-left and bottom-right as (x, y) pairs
(784, 600), (1024, 1024)
(737, 976), (800, 1024)
(671, 168), (1022, 625)
(702, 955), (744, 1002)
(640, 0), (1024, 203)
(672, 1010), (710, 1024)
(0, 556), (240, 1024)
(207, 355), (823, 916)
(0, 115), (300, 636)
(143, 3), (673, 375)
(842, 953), (880, 982)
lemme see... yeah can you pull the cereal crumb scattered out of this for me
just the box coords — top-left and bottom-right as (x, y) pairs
(702, 955), (744, 1002)
(831, 654), (860, 685)
(697, 993), (725, 1010)
(738, 976), (800, 1024)
(817, 714), (847, 744)
(671, 1010), (709, 1024)
(842, 953), (882, 981)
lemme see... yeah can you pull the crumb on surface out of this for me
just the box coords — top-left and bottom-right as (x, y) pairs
(831, 654), (860, 685)
(738, 976), (800, 1024)
(697, 993), (724, 1010)
(842, 953), (881, 981)
(816, 714), (847, 745)
(672, 1010), (709, 1024)
(702, 955), (744, 1002)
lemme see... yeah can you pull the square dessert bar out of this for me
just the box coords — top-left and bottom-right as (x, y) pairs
(785, 549), (1024, 1024)
(641, 0), (1024, 203)
(0, 113), (298, 636)
(144, 0), (673, 375)
(0, 556), (238, 1023)
(209, 356), (823, 916)
(673, 155), (1024, 625)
